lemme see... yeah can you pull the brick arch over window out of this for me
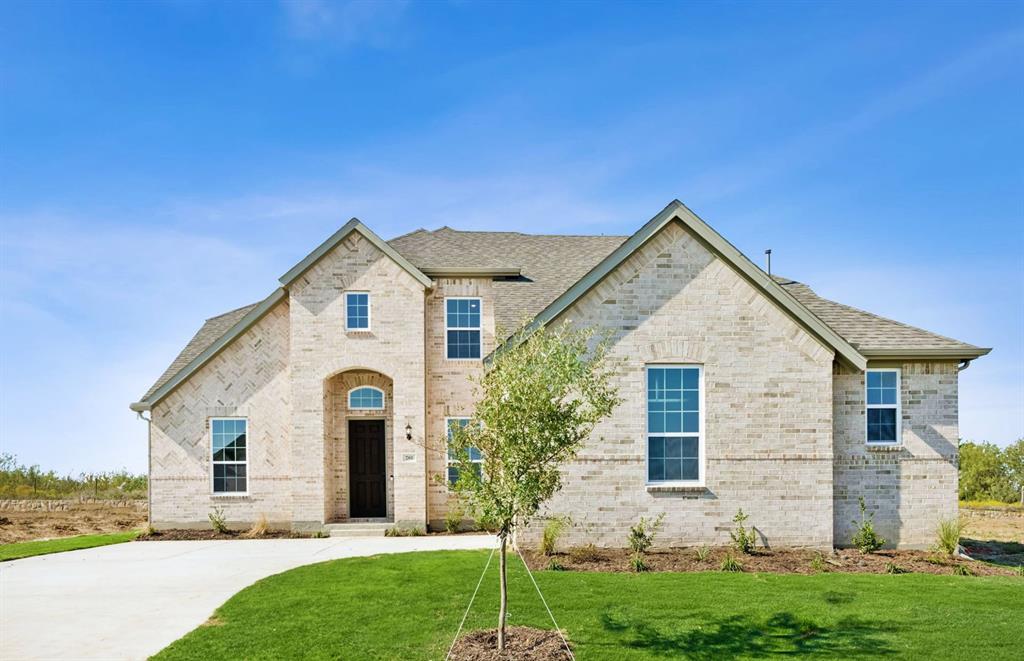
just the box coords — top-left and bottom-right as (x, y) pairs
(642, 339), (708, 364)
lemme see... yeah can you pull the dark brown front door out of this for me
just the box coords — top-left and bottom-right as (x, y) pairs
(349, 419), (386, 518)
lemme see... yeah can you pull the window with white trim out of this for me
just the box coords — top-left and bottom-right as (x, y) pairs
(647, 366), (702, 483)
(346, 292), (370, 330)
(445, 298), (481, 359)
(866, 369), (900, 444)
(211, 418), (247, 493)
(446, 417), (482, 486)
(348, 386), (384, 410)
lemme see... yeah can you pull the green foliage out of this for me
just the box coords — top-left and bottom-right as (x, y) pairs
(811, 552), (826, 573)
(628, 513), (664, 573)
(385, 526), (425, 537)
(208, 507), (228, 533)
(546, 558), (565, 571)
(0, 452), (147, 500)
(1015, 565), (1023, 577)
(885, 562), (906, 575)
(952, 564), (972, 577)
(444, 503), (464, 534)
(720, 553), (743, 572)
(958, 440), (1021, 503)
(695, 545), (711, 562)
(445, 323), (619, 650)
(934, 518), (966, 555)
(730, 508), (756, 554)
(539, 517), (568, 556)
(851, 497), (886, 554)
(312, 530), (328, 539)
(0, 531), (140, 562)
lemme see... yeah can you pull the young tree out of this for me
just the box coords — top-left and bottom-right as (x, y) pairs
(1003, 439), (1024, 505)
(447, 323), (620, 651)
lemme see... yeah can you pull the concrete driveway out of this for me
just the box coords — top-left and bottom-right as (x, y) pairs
(0, 534), (495, 660)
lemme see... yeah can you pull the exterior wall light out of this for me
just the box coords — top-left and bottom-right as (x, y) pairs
(405, 423), (412, 440)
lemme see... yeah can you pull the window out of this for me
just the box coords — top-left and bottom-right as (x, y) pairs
(211, 418), (247, 494)
(446, 417), (482, 486)
(348, 386), (384, 410)
(866, 369), (900, 444)
(647, 366), (702, 483)
(446, 298), (481, 359)
(346, 292), (370, 330)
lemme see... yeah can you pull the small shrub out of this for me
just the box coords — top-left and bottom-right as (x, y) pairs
(695, 545), (711, 562)
(142, 524), (156, 537)
(1015, 565), (1023, 577)
(312, 530), (328, 539)
(540, 517), (568, 556)
(851, 497), (885, 554)
(546, 558), (565, 571)
(811, 552), (826, 573)
(952, 564), (972, 576)
(925, 554), (951, 566)
(628, 513), (664, 573)
(208, 507), (228, 534)
(885, 561), (906, 575)
(385, 525), (426, 537)
(730, 509), (755, 554)
(629, 554), (649, 572)
(569, 544), (601, 563)
(243, 513), (268, 538)
(934, 517), (966, 555)
(720, 553), (743, 572)
(445, 504), (463, 534)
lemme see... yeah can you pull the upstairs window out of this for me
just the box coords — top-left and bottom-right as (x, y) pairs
(446, 298), (481, 359)
(446, 417), (482, 486)
(212, 418), (247, 494)
(348, 386), (384, 410)
(346, 292), (370, 330)
(647, 366), (702, 483)
(866, 369), (900, 444)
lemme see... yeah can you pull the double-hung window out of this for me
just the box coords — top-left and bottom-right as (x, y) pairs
(346, 292), (370, 330)
(446, 298), (481, 359)
(446, 417), (482, 486)
(212, 418), (247, 494)
(866, 369), (900, 444)
(647, 366), (702, 483)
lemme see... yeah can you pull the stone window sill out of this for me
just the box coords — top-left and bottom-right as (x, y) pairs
(210, 494), (252, 500)
(646, 484), (707, 493)
(865, 444), (903, 453)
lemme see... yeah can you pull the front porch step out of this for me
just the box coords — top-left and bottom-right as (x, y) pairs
(324, 522), (392, 538)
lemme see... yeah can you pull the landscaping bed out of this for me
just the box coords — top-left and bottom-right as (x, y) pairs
(522, 546), (1020, 576)
(137, 528), (310, 541)
(450, 626), (571, 660)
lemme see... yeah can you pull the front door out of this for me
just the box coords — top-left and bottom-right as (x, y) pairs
(349, 419), (386, 518)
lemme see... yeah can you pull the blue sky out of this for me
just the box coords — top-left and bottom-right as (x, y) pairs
(1, 1), (1021, 474)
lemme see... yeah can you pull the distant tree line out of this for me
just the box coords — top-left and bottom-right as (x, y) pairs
(0, 453), (147, 500)
(959, 440), (1024, 505)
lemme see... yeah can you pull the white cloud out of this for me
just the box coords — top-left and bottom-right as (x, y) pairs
(280, 0), (410, 47)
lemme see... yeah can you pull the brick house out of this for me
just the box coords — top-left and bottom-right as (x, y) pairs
(130, 200), (989, 548)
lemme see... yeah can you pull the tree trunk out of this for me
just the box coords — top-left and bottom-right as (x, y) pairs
(498, 533), (508, 651)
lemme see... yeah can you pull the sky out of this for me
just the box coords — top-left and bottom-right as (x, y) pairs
(1, 1), (1022, 474)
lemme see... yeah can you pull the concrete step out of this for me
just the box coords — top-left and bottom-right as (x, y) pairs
(325, 522), (392, 538)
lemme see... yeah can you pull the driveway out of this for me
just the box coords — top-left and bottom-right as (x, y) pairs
(0, 534), (496, 660)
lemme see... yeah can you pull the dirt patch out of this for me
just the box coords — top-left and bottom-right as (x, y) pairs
(960, 506), (1024, 543)
(449, 627), (571, 661)
(136, 528), (310, 541)
(0, 501), (147, 544)
(524, 546), (1020, 577)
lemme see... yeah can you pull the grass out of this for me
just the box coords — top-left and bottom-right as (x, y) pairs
(0, 530), (140, 561)
(155, 550), (1023, 660)
(960, 500), (1023, 510)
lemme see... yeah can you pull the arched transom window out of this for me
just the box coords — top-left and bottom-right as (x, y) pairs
(348, 386), (384, 410)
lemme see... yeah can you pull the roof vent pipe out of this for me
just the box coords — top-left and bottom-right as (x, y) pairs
(764, 249), (772, 276)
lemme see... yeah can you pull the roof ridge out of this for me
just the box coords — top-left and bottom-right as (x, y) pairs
(419, 227), (629, 239)
(387, 227), (428, 242)
(206, 302), (259, 322)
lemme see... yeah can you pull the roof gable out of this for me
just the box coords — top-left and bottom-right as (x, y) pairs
(491, 200), (869, 370)
(279, 219), (432, 289)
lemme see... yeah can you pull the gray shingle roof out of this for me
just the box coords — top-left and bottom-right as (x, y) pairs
(139, 224), (987, 404)
(140, 303), (258, 401)
(389, 227), (628, 332)
(772, 276), (985, 355)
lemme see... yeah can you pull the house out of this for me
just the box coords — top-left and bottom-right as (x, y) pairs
(130, 200), (989, 548)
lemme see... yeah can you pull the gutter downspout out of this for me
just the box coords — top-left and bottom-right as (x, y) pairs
(957, 359), (973, 372)
(136, 410), (153, 530)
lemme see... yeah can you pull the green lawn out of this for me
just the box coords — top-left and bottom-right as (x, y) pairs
(0, 530), (140, 561)
(155, 550), (1023, 660)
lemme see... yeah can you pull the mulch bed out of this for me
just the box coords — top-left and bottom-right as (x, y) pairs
(136, 529), (309, 541)
(522, 546), (1020, 577)
(449, 627), (572, 661)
